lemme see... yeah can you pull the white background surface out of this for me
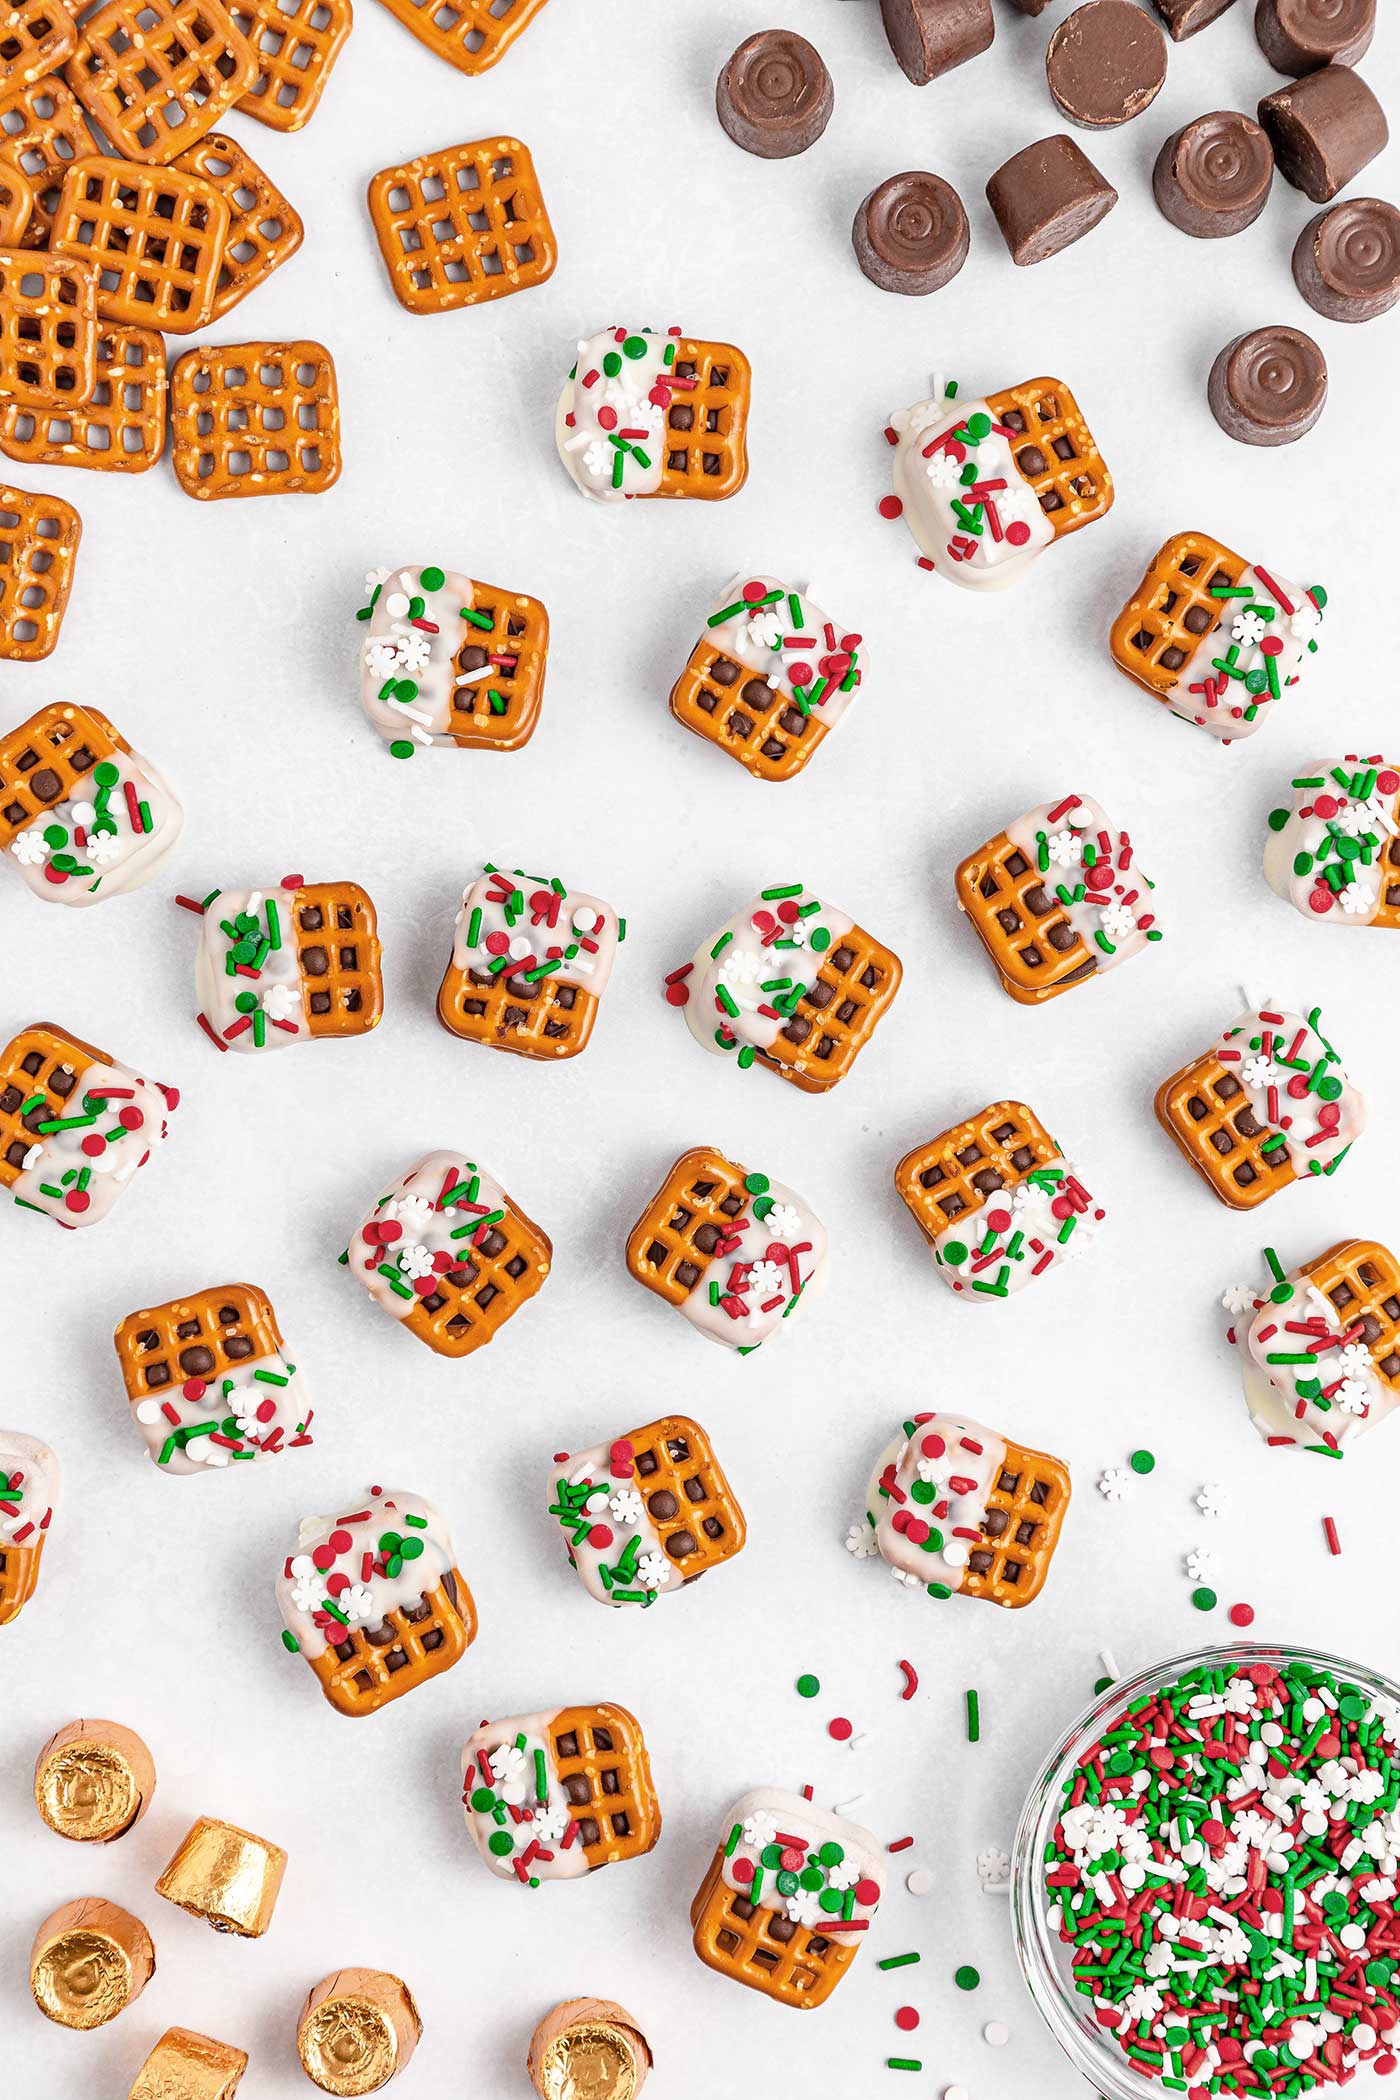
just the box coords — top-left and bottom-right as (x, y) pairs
(3, 0), (1399, 2093)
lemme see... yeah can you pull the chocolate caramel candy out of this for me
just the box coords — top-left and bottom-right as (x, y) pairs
(30, 1898), (154, 2029)
(1255, 0), (1374, 74)
(986, 135), (1118, 264)
(880, 0), (994, 85)
(1258, 65), (1388, 202)
(1046, 1), (1168, 129)
(1208, 325), (1328, 445)
(715, 30), (833, 158)
(853, 171), (969, 293)
(1293, 196), (1400, 321)
(34, 1717), (156, 1843)
(1153, 111), (1273, 236)
(1151, 0), (1241, 37)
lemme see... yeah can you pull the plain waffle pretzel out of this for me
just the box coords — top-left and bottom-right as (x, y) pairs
(1155, 1044), (1300, 1210)
(549, 1704), (660, 1868)
(289, 880), (383, 1037)
(0, 479), (80, 659)
(114, 1282), (284, 1400)
(0, 321), (166, 471)
(0, 156), (30, 238)
(0, 245), (97, 405)
(170, 337), (340, 497)
(367, 135), (556, 315)
(0, 74), (93, 248)
(625, 1147), (751, 1309)
(895, 1100), (1060, 1247)
(371, 0), (550, 77)
(955, 825), (1098, 1004)
(618, 1415), (746, 1584)
(0, 0), (75, 91)
(228, 0), (350, 131)
(50, 157), (229, 334)
(690, 1854), (857, 2008)
(66, 0), (256, 162)
(0, 1019), (108, 1188)
(1110, 529), (1246, 699)
(174, 132), (302, 319)
(311, 1568), (476, 1716)
(984, 376), (1113, 541)
(0, 700), (125, 847)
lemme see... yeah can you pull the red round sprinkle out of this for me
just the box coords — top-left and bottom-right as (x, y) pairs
(328, 1529), (353, 1554)
(895, 2007), (920, 2032)
(647, 383), (671, 408)
(597, 405), (617, 431)
(1374, 2053), (1396, 2076)
(586, 1524), (613, 1549)
(780, 1846), (805, 1872)
(1086, 862), (1113, 890)
(182, 1378), (207, 1402)
(412, 1274), (436, 1296)
(742, 579), (767, 602)
(431, 1250), (451, 1271)
(1202, 1818), (1227, 1845)
(43, 863), (69, 884)
(1314, 794), (1339, 818)
(1378, 770), (1399, 796)
(377, 1220), (403, 1243)
(255, 1399), (276, 1423)
(118, 1106), (144, 1130)
(65, 1189), (91, 1212)
(1308, 887), (1334, 914)
(904, 1519), (930, 1546)
(484, 931), (510, 955)
(985, 1207), (1012, 1234)
(664, 982), (690, 1006)
(281, 872), (304, 890)
(1229, 1602), (1255, 1628)
(854, 1877), (881, 1905)
(827, 1717), (853, 1742)
(732, 1855), (755, 1884)
(312, 1542), (336, 1570)
(81, 1133), (105, 1157)
(789, 662), (812, 685)
(1260, 635), (1283, 657)
(1317, 1102), (1341, 1131)
(326, 1571), (349, 1596)
(777, 899), (801, 922)
(877, 495), (903, 519)
(1006, 521), (1031, 547)
(1286, 1074), (1309, 1098)
(920, 1433), (946, 1460)
(161, 1086), (180, 1109)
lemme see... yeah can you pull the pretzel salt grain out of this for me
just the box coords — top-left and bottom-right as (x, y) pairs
(228, 0), (350, 131)
(0, 478), (80, 659)
(170, 338), (340, 498)
(66, 0), (256, 163)
(174, 132), (303, 320)
(0, 323), (166, 472)
(49, 158), (228, 335)
(372, 0), (550, 77)
(367, 136), (555, 315)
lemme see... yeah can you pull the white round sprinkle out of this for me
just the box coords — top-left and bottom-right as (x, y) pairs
(943, 2087), (970, 2100)
(984, 2022), (1010, 2048)
(572, 906), (602, 934)
(385, 591), (410, 616)
(1260, 1722), (1284, 1747)
(1340, 1923), (1367, 1950)
(70, 800), (96, 827)
(135, 1399), (163, 1424)
(508, 935), (532, 958)
(942, 1541), (969, 1569)
(906, 1867), (933, 1896)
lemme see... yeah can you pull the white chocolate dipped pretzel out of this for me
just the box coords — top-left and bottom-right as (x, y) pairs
(1265, 756), (1400, 926)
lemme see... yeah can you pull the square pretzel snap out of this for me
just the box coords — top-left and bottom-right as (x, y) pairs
(227, 0), (350, 131)
(0, 245), (97, 406)
(0, 0), (75, 93)
(368, 136), (555, 316)
(174, 132), (303, 320)
(0, 74), (94, 249)
(438, 865), (620, 1061)
(66, 0), (256, 163)
(50, 157), (229, 335)
(373, 0), (551, 78)
(0, 479), (80, 659)
(170, 337), (340, 497)
(549, 1414), (746, 1610)
(0, 322), (166, 473)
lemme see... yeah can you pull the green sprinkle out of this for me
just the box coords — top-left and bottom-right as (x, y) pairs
(1192, 1587), (1218, 1612)
(955, 1965), (980, 1992)
(796, 1673), (820, 1698)
(966, 1689), (981, 1742)
(1130, 1450), (1155, 1475)
(878, 1952), (921, 1971)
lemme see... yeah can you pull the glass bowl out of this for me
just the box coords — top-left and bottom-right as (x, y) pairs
(1011, 1641), (1400, 2099)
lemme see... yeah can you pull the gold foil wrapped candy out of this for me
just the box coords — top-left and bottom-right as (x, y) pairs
(128, 2026), (248, 2098)
(34, 1717), (156, 1843)
(297, 1967), (423, 2093)
(155, 1815), (287, 1936)
(29, 1896), (155, 2029)
(527, 1999), (652, 2100)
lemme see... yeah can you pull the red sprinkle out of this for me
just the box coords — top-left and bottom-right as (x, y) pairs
(827, 1717), (853, 1743)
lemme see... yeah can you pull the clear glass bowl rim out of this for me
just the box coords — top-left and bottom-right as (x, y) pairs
(1010, 1639), (1400, 2100)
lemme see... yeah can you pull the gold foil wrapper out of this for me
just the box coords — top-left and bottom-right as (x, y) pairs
(35, 1717), (156, 1843)
(29, 1896), (155, 2029)
(297, 1968), (422, 2093)
(128, 2025), (248, 2098)
(155, 1815), (287, 1937)
(528, 2000), (652, 2100)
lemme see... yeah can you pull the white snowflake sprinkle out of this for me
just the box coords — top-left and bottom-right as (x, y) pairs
(637, 1550), (671, 1591)
(1221, 1281), (1258, 1316)
(1185, 1547), (1219, 1584)
(608, 1487), (644, 1527)
(1339, 882), (1372, 915)
(1241, 1054), (1275, 1088)
(1232, 611), (1267, 648)
(1046, 829), (1084, 868)
(1195, 1483), (1228, 1520)
(846, 1523), (878, 1559)
(11, 829), (50, 866)
(1098, 1468), (1130, 1503)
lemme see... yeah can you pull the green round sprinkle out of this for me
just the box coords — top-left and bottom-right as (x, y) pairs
(819, 1888), (844, 1913)
(379, 1531), (402, 1554)
(776, 1870), (799, 1897)
(1268, 809), (1290, 833)
(400, 1536), (424, 1560)
(818, 1842), (844, 1867)
(420, 566), (445, 591)
(488, 1831), (514, 1857)
(1245, 669), (1268, 696)
(920, 1529), (944, 1553)
(810, 927), (831, 951)
(744, 1172), (770, 1195)
(392, 678), (418, 701)
(1293, 851), (1314, 875)
(280, 1629), (299, 1652)
(927, 1583), (952, 1600)
(1130, 1450), (1155, 1476)
(955, 1965), (980, 1992)
(753, 1196), (774, 1221)
(408, 596), (425, 619)
(943, 1239), (968, 1267)
(42, 823), (67, 847)
(1317, 1076), (1343, 1101)
(796, 1672), (820, 1698)
(966, 412), (991, 439)
(911, 1479), (935, 1506)
(1270, 1281), (1294, 1305)
(234, 991), (258, 1014)
(389, 740), (414, 761)
(1094, 1675), (1113, 1694)
(799, 1865), (824, 1892)
(602, 351), (622, 377)
(470, 1786), (495, 1812)
(1312, 583), (1328, 607)
(760, 1843), (782, 1869)
(623, 334), (648, 360)
(93, 761), (119, 787)
(1192, 1586), (1218, 1612)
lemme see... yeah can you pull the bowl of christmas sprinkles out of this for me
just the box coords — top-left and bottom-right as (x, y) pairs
(1012, 1645), (1400, 2098)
